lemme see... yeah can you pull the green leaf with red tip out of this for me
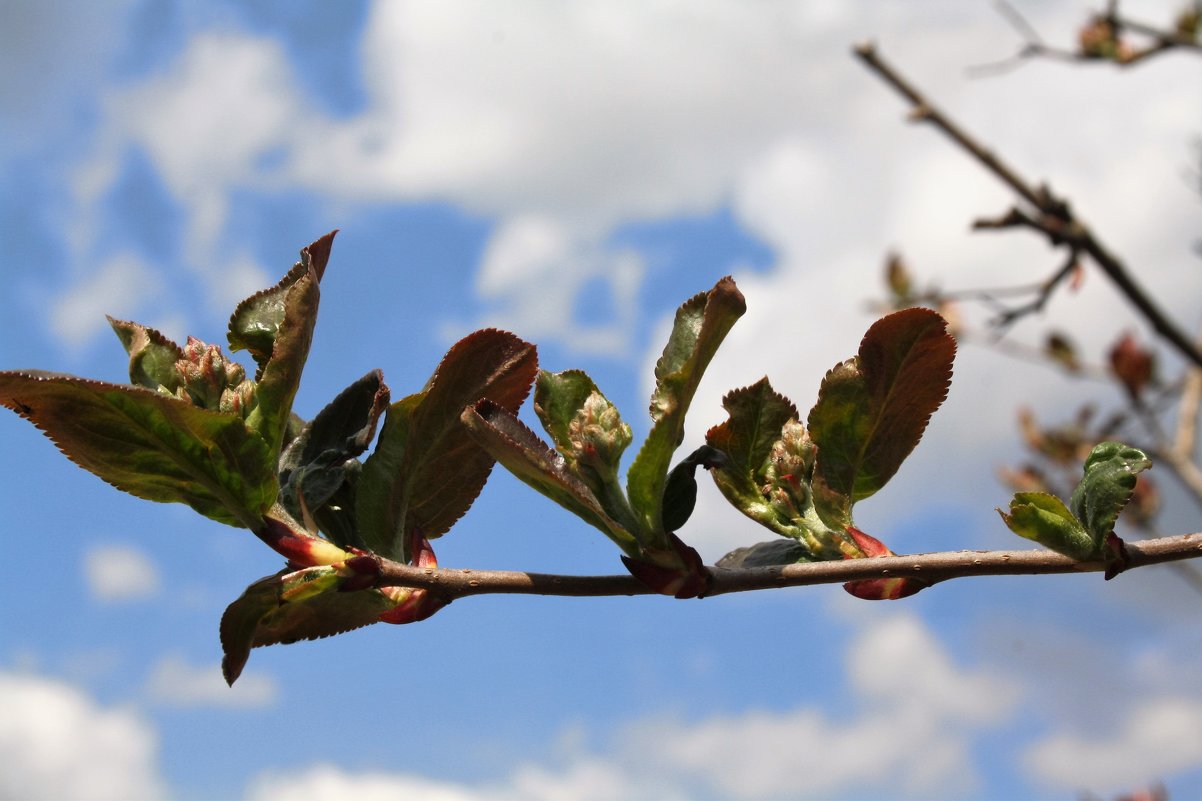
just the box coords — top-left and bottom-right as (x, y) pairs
(461, 399), (639, 555)
(220, 562), (398, 686)
(627, 277), (746, 540)
(107, 317), (185, 392)
(807, 307), (955, 529)
(279, 370), (390, 548)
(0, 371), (275, 527)
(356, 329), (538, 561)
(227, 231), (336, 374)
(241, 253), (323, 462)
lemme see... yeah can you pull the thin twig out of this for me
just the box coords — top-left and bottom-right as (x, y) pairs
(854, 42), (1202, 371)
(372, 532), (1202, 601)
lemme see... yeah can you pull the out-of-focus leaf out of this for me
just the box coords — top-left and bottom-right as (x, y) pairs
(716, 538), (809, 568)
(998, 491), (1094, 560)
(627, 277), (746, 538)
(807, 307), (955, 528)
(1069, 441), (1152, 545)
(1044, 332), (1079, 372)
(1108, 332), (1155, 401)
(107, 317), (184, 392)
(461, 399), (639, 555)
(0, 371), (275, 527)
(357, 329), (537, 561)
(227, 231), (336, 374)
(220, 562), (392, 685)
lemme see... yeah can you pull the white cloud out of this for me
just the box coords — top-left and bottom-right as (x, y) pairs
(0, 671), (165, 801)
(51, 253), (164, 351)
(245, 613), (1016, 801)
(1024, 697), (1202, 794)
(246, 763), (503, 801)
(83, 543), (161, 603)
(145, 653), (278, 709)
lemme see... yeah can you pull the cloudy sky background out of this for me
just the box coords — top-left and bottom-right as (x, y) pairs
(2, 1), (1201, 799)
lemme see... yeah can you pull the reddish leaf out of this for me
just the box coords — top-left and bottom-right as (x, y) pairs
(841, 526), (929, 600)
(1108, 332), (1155, 401)
(807, 308), (955, 528)
(356, 330), (537, 560)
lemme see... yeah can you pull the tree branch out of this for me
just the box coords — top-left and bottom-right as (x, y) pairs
(854, 42), (1202, 371)
(372, 531), (1202, 602)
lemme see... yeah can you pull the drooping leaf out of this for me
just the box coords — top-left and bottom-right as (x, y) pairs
(716, 538), (809, 568)
(220, 561), (392, 685)
(627, 277), (746, 538)
(1070, 441), (1152, 545)
(661, 445), (725, 533)
(227, 231), (336, 374)
(356, 330), (538, 560)
(998, 491), (1094, 560)
(0, 371), (275, 527)
(278, 370), (390, 544)
(461, 399), (639, 555)
(107, 317), (185, 392)
(807, 307), (955, 528)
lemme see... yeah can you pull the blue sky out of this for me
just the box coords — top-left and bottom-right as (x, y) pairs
(2, 1), (1202, 799)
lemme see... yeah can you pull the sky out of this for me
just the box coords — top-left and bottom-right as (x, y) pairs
(1, 1), (1201, 799)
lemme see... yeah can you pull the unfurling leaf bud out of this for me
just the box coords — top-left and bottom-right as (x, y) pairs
(219, 381), (256, 417)
(568, 391), (633, 475)
(761, 420), (816, 519)
(175, 336), (250, 410)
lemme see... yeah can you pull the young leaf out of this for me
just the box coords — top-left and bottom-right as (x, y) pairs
(227, 231), (336, 373)
(840, 526), (930, 600)
(107, 317), (185, 392)
(0, 371), (276, 527)
(627, 276), (746, 538)
(807, 307), (955, 528)
(243, 259), (321, 462)
(461, 399), (639, 555)
(356, 330), (538, 561)
(998, 491), (1094, 560)
(220, 561), (397, 685)
(1070, 441), (1152, 546)
(661, 445), (725, 533)
(534, 369), (635, 521)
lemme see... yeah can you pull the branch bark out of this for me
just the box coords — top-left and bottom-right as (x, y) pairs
(853, 41), (1202, 372)
(373, 531), (1202, 602)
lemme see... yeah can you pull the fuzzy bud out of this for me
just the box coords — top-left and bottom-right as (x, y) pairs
(568, 392), (633, 474)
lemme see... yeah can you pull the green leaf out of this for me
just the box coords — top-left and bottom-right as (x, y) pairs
(627, 276), (746, 540)
(107, 317), (185, 392)
(533, 369), (634, 520)
(1070, 441), (1152, 545)
(227, 231), (336, 374)
(807, 307), (955, 528)
(0, 371), (275, 527)
(278, 371), (389, 545)
(716, 538), (809, 568)
(998, 491), (1094, 560)
(356, 329), (538, 560)
(243, 259), (321, 462)
(461, 399), (639, 555)
(220, 564), (395, 685)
